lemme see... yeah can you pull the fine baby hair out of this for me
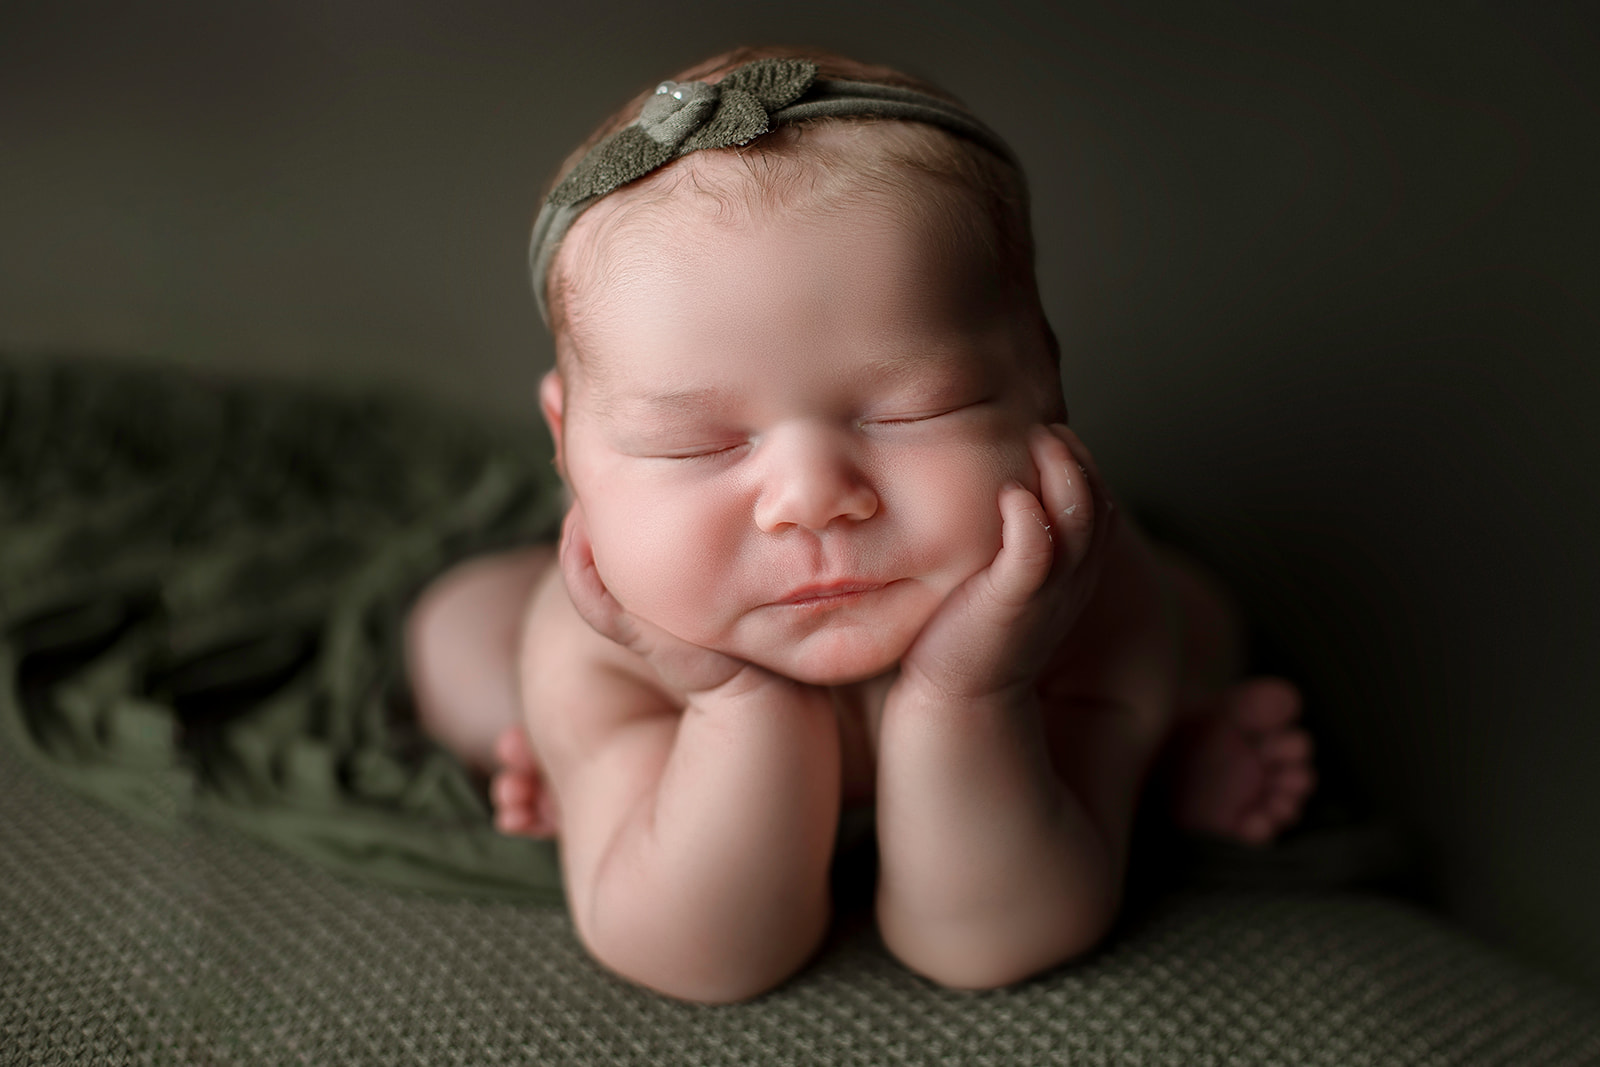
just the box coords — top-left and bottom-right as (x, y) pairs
(530, 46), (1056, 380)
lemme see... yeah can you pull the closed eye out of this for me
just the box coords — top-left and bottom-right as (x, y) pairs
(863, 398), (988, 426)
(655, 440), (749, 461)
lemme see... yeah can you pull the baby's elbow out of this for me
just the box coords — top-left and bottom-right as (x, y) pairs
(645, 964), (799, 1006)
(906, 933), (1109, 992)
(583, 928), (817, 1005)
(577, 890), (829, 1005)
(885, 899), (1117, 992)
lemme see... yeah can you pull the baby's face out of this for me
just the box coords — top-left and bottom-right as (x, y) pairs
(547, 180), (1058, 686)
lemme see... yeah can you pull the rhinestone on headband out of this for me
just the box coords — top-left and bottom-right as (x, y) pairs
(529, 57), (1020, 324)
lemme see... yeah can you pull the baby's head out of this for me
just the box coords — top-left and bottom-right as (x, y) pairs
(534, 47), (1068, 685)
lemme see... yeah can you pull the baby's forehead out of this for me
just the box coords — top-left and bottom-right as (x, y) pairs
(556, 124), (1011, 308)
(569, 140), (938, 266)
(572, 211), (1005, 364)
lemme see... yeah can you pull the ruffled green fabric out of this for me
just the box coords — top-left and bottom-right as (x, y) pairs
(0, 352), (567, 902)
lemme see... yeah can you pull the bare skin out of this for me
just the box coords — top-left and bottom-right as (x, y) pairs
(406, 504), (1317, 997)
(408, 526), (1314, 846)
(406, 141), (1317, 1001)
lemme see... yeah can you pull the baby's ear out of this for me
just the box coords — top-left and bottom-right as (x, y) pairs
(539, 369), (568, 479)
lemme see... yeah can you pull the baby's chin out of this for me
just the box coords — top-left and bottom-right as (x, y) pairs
(745, 631), (915, 689)
(776, 658), (900, 688)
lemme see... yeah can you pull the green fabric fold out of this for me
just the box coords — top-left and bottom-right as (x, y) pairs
(0, 352), (567, 903)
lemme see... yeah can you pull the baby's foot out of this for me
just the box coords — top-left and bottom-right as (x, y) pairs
(490, 726), (560, 838)
(1166, 677), (1317, 845)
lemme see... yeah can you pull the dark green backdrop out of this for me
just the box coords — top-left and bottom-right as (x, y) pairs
(2, 1), (1596, 996)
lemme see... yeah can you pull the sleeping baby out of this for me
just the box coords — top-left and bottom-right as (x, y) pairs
(404, 46), (1317, 1003)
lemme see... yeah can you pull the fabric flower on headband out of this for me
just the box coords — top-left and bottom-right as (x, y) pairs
(529, 56), (1018, 323)
(548, 58), (819, 207)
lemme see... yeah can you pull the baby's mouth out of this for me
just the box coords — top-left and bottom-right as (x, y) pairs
(772, 580), (887, 608)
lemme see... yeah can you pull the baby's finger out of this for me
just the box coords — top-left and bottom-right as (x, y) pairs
(1050, 424), (1116, 575)
(558, 502), (633, 645)
(1031, 424), (1094, 579)
(984, 481), (1057, 609)
(901, 481), (1053, 697)
(560, 500), (748, 694)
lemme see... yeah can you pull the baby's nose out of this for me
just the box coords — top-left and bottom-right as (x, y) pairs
(752, 426), (879, 532)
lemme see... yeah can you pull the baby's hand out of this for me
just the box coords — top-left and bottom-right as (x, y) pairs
(896, 424), (1115, 706)
(560, 500), (771, 698)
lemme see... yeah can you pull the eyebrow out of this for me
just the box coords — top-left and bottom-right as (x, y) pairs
(636, 385), (732, 408)
(586, 340), (988, 418)
(861, 345), (989, 385)
(595, 383), (736, 420)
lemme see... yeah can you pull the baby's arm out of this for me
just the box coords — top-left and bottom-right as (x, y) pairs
(874, 425), (1120, 988)
(533, 504), (842, 1004)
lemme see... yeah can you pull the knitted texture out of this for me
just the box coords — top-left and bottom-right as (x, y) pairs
(4, 743), (1599, 1066)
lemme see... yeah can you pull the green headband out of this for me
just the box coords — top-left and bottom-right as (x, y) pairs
(528, 57), (1019, 325)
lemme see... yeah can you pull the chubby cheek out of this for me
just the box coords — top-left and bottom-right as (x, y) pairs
(882, 427), (1035, 585)
(573, 466), (745, 638)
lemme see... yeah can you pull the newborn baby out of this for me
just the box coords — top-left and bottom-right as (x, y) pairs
(406, 47), (1316, 1003)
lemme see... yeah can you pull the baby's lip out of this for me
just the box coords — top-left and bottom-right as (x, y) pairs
(771, 580), (887, 606)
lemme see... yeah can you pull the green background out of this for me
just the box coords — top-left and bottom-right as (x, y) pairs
(2, 1), (1596, 996)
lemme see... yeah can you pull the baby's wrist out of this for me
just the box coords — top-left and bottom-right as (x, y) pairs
(689, 663), (823, 713)
(887, 668), (1037, 720)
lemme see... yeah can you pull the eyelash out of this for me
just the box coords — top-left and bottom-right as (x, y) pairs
(865, 398), (985, 426)
(869, 411), (948, 426)
(662, 441), (747, 462)
(652, 399), (984, 460)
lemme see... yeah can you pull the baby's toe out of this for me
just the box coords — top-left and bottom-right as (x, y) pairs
(1224, 678), (1296, 729)
(490, 765), (559, 838)
(1277, 764), (1317, 798)
(495, 726), (538, 772)
(1232, 678), (1303, 732)
(496, 806), (534, 835)
(492, 766), (530, 803)
(1266, 790), (1302, 823)
(1237, 811), (1277, 845)
(1262, 729), (1314, 767)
